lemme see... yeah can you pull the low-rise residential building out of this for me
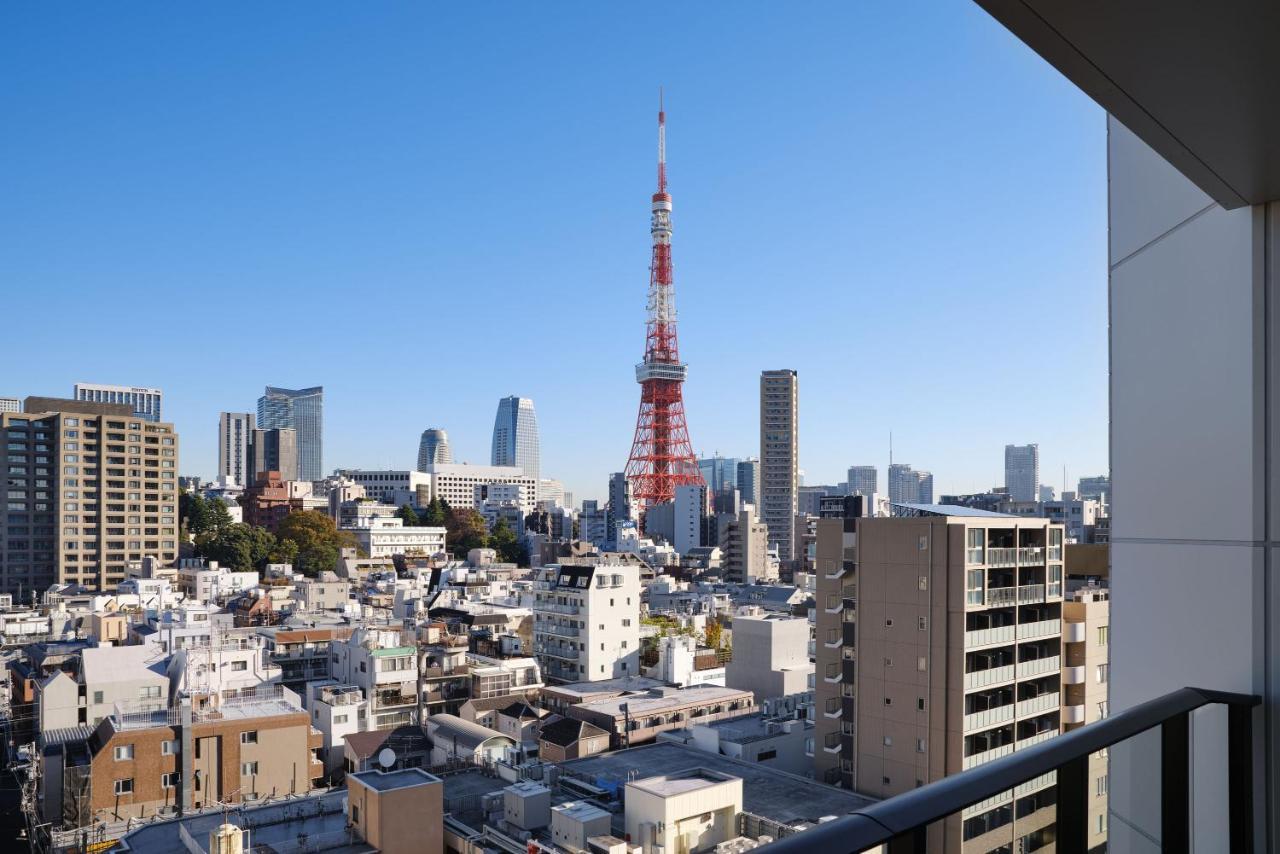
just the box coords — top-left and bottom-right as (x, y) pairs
(725, 609), (814, 702)
(425, 714), (515, 766)
(36, 688), (322, 826)
(565, 684), (756, 748)
(345, 517), (447, 559)
(536, 715), (612, 763)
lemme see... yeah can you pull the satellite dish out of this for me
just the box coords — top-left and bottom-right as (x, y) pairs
(378, 748), (396, 769)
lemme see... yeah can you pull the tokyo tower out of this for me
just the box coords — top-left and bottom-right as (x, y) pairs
(624, 96), (705, 515)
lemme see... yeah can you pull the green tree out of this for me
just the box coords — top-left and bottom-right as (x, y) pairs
(207, 498), (234, 535)
(489, 517), (521, 564)
(197, 523), (278, 572)
(275, 510), (361, 576)
(397, 504), (420, 527)
(182, 492), (210, 539)
(446, 508), (489, 558)
(421, 497), (448, 527)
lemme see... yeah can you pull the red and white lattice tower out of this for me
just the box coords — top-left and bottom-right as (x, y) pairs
(624, 96), (705, 516)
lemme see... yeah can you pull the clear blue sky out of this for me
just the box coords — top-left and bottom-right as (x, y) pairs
(0, 2), (1107, 503)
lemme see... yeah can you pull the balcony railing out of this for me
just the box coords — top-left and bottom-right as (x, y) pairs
(1016, 618), (1059, 640)
(963, 664), (1014, 691)
(760, 686), (1259, 853)
(1015, 654), (1059, 679)
(964, 625), (1015, 648)
(1015, 691), (1059, 718)
(1017, 583), (1045, 604)
(984, 586), (1016, 606)
(962, 703), (1014, 732)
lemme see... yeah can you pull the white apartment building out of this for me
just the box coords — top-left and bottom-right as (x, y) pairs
(533, 563), (641, 684)
(176, 561), (259, 603)
(644, 635), (726, 688)
(345, 517), (446, 559)
(336, 470), (431, 505)
(309, 683), (369, 775)
(422, 463), (537, 517)
(330, 627), (421, 731)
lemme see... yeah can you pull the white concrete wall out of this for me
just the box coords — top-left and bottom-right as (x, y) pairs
(1108, 114), (1267, 851)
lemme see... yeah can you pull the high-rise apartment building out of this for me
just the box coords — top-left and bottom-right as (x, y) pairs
(217, 412), (255, 487)
(1, 397), (180, 593)
(73, 383), (163, 423)
(491, 396), (540, 495)
(846, 465), (877, 496)
(257, 386), (323, 481)
(817, 507), (1065, 851)
(760, 370), (799, 561)
(0, 397), (20, 413)
(720, 509), (773, 584)
(736, 458), (760, 505)
(1004, 444), (1041, 502)
(888, 463), (933, 505)
(606, 472), (633, 547)
(417, 428), (452, 470)
(252, 427), (299, 482)
(533, 562), (641, 683)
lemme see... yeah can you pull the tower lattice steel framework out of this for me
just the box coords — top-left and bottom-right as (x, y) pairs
(624, 97), (705, 515)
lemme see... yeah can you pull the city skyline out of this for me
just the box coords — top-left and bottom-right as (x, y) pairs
(1, 2), (1107, 503)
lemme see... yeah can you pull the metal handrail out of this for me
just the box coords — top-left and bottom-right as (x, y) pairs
(762, 686), (1259, 853)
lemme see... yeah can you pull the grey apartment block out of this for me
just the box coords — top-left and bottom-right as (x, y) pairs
(759, 370), (798, 562)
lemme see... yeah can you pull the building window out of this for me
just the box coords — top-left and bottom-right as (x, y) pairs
(241, 731), (258, 744)
(93, 691), (103, 704)
(161, 739), (177, 755)
(917, 698), (926, 711)
(241, 761), (258, 776)
(1096, 664), (1110, 684)
(916, 738), (926, 753)
(1098, 625), (1109, 646)
(884, 697), (892, 706)
(352, 804), (360, 824)
(162, 772), (180, 789)
(114, 745), (134, 761)
(883, 736), (892, 747)
(114, 778), (133, 795)
(231, 661), (247, 672)
(139, 685), (161, 700)
(917, 657), (927, 672)
(756, 748), (777, 762)
(1096, 774), (1108, 796)
(334, 713), (348, 724)
(918, 617), (927, 631)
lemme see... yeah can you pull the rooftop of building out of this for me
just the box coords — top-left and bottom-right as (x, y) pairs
(350, 767), (442, 792)
(575, 685), (753, 719)
(343, 724), (429, 760)
(560, 742), (876, 825)
(627, 768), (739, 798)
(425, 713), (512, 749)
(542, 675), (667, 702)
(891, 503), (1018, 518)
(538, 715), (611, 747)
(113, 789), (359, 854)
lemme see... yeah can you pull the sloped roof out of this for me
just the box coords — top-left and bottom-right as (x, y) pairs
(538, 715), (609, 748)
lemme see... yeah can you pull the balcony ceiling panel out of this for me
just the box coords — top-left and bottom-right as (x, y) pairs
(975, 0), (1280, 208)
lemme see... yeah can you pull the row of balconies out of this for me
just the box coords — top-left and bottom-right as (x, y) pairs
(962, 654), (1061, 690)
(535, 621), (580, 639)
(962, 692), (1060, 733)
(982, 584), (1056, 607)
(963, 618), (1062, 649)
(979, 546), (1047, 568)
(536, 602), (581, 616)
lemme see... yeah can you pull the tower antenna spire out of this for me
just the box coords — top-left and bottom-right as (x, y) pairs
(657, 88), (667, 194)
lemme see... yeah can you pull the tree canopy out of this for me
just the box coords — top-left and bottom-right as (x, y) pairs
(397, 504), (420, 527)
(275, 510), (361, 576)
(445, 508), (490, 558)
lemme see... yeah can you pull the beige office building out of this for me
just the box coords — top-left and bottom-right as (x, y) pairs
(759, 369), (798, 564)
(1, 397), (180, 594)
(1063, 585), (1110, 850)
(822, 507), (1065, 853)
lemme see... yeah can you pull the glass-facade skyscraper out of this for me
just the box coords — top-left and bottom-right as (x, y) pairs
(257, 386), (323, 481)
(417, 428), (453, 470)
(697, 455), (740, 494)
(491, 396), (539, 491)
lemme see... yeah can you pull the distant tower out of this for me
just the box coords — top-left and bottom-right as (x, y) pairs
(624, 96), (704, 516)
(417, 428), (453, 470)
(491, 396), (540, 492)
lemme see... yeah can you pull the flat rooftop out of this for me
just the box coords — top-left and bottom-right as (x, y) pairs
(113, 790), (364, 854)
(577, 685), (752, 718)
(544, 675), (667, 701)
(628, 769), (736, 798)
(561, 742), (876, 826)
(351, 768), (441, 792)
